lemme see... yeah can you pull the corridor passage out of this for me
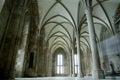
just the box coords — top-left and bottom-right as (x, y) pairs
(15, 77), (120, 80)
(0, 0), (120, 80)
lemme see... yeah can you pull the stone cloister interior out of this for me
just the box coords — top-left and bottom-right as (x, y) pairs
(0, 0), (120, 80)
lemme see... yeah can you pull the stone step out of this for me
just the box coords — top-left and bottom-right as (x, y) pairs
(15, 77), (83, 80)
(15, 76), (120, 80)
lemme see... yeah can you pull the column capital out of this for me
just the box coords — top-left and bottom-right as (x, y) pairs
(81, 0), (92, 9)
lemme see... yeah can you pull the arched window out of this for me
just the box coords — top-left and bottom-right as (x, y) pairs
(56, 53), (64, 74)
(29, 52), (34, 68)
(74, 54), (78, 74)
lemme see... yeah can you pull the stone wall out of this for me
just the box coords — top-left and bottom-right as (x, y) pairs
(0, 0), (17, 79)
(0, 0), (40, 79)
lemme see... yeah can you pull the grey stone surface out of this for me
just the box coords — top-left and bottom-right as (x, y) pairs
(15, 77), (120, 80)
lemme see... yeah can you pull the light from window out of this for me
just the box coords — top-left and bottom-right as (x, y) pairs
(74, 54), (78, 74)
(57, 54), (64, 74)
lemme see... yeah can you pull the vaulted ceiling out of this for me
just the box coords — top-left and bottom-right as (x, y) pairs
(37, 0), (120, 54)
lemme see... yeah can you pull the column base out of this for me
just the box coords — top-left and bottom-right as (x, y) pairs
(24, 68), (37, 77)
(71, 74), (74, 77)
(77, 73), (84, 78)
(92, 69), (105, 79)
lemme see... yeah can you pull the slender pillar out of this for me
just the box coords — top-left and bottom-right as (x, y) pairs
(76, 32), (83, 77)
(46, 48), (51, 76)
(47, 48), (52, 76)
(82, 0), (104, 79)
(71, 45), (75, 76)
(49, 52), (53, 76)
(69, 49), (72, 76)
(72, 28), (75, 77)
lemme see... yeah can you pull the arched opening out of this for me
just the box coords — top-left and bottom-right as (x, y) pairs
(74, 54), (78, 76)
(52, 48), (69, 76)
(56, 53), (64, 74)
(29, 52), (34, 68)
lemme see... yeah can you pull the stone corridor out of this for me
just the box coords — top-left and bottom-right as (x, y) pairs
(0, 0), (120, 80)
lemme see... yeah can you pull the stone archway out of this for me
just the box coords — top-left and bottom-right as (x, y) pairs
(52, 48), (70, 76)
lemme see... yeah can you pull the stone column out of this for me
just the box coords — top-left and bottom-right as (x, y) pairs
(24, 0), (40, 76)
(49, 51), (53, 76)
(69, 49), (72, 76)
(76, 32), (83, 77)
(71, 45), (75, 77)
(15, 14), (30, 77)
(82, 0), (104, 79)
(46, 47), (50, 76)
(0, 2), (27, 79)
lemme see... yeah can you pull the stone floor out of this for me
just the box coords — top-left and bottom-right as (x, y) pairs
(15, 76), (120, 80)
